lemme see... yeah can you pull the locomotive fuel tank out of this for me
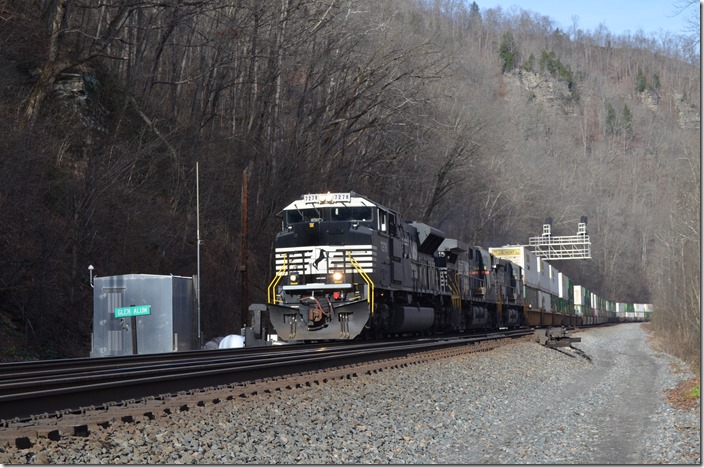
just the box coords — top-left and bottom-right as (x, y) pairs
(388, 305), (435, 334)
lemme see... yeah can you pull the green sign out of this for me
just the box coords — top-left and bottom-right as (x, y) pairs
(115, 305), (151, 318)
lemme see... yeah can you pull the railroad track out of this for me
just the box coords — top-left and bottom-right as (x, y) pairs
(0, 329), (532, 447)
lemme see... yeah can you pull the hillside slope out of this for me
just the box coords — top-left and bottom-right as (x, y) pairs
(0, 1), (698, 363)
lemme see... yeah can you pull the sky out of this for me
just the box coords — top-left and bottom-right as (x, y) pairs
(477, 0), (699, 37)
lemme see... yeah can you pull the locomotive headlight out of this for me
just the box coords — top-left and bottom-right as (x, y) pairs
(331, 271), (344, 283)
(289, 273), (299, 284)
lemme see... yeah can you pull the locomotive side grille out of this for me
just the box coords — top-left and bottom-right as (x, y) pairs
(275, 245), (375, 274)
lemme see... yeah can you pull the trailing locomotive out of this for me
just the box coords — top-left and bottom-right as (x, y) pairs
(267, 192), (524, 341)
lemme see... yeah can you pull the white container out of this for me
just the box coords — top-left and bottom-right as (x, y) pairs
(547, 264), (560, 296)
(574, 285), (589, 316)
(557, 272), (569, 299)
(590, 292), (599, 314)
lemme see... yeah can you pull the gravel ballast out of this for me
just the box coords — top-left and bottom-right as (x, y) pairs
(1, 323), (700, 464)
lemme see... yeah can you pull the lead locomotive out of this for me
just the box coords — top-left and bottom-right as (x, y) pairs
(267, 192), (524, 341)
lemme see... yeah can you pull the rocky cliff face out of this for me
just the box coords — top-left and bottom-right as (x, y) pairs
(672, 92), (700, 130)
(51, 69), (108, 134)
(36, 66), (109, 175)
(505, 69), (571, 100)
(502, 69), (577, 114)
(503, 68), (699, 131)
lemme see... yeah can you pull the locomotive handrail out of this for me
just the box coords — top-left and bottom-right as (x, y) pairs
(347, 251), (374, 315)
(267, 253), (288, 304)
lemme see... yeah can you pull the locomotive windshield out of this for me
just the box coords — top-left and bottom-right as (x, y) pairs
(285, 206), (374, 225)
(331, 206), (373, 221)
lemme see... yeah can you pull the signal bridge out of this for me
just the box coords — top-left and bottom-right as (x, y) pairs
(526, 217), (591, 260)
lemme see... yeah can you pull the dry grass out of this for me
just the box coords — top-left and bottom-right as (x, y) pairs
(642, 322), (700, 373)
(642, 322), (701, 411)
(665, 376), (701, 411)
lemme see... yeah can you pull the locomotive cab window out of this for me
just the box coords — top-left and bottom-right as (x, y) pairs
(285, 206), (373, 226)
(285, 208), (320, 225)
(388, 213), (397, 236)
(378, 210), (388, 232)
(330, 206), (373, 222)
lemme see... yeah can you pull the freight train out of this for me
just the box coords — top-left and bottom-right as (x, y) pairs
(266, 192), (651, 341)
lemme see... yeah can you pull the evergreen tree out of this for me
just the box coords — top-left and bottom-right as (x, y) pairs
(605, 103), (617, 135)
(499, 32), (518, 73)
(469, 1), (480, 21)
(635, 69), (647, 93)
(651, 73), (660, 91)
(622, 104), (633, 136)
(524, 53), (535, 72)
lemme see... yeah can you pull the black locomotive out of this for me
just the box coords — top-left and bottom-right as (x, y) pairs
(267, 192), (524, 341)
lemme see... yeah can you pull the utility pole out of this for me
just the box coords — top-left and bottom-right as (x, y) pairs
(196, 161), (202, 346)
(240, 164), (250, 328)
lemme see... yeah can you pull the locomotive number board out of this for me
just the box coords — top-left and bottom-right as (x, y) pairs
(303, 193), (351, 203)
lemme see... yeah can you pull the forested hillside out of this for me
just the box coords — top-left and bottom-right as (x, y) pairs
(0, 0), (699, 365)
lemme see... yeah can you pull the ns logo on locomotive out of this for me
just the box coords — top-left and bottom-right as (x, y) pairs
(267, 192), (523, 341)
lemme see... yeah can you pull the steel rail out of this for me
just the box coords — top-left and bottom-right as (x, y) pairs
(0, 330), (532, 422)
(0, 341), (362, 379)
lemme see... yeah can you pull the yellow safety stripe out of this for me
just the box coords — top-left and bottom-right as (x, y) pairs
(347, 251), (374, 315)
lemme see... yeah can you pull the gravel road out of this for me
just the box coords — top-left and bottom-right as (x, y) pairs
(0, 322), (699, 464)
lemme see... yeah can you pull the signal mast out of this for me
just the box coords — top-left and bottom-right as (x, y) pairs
(526, 216), (591, 260)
